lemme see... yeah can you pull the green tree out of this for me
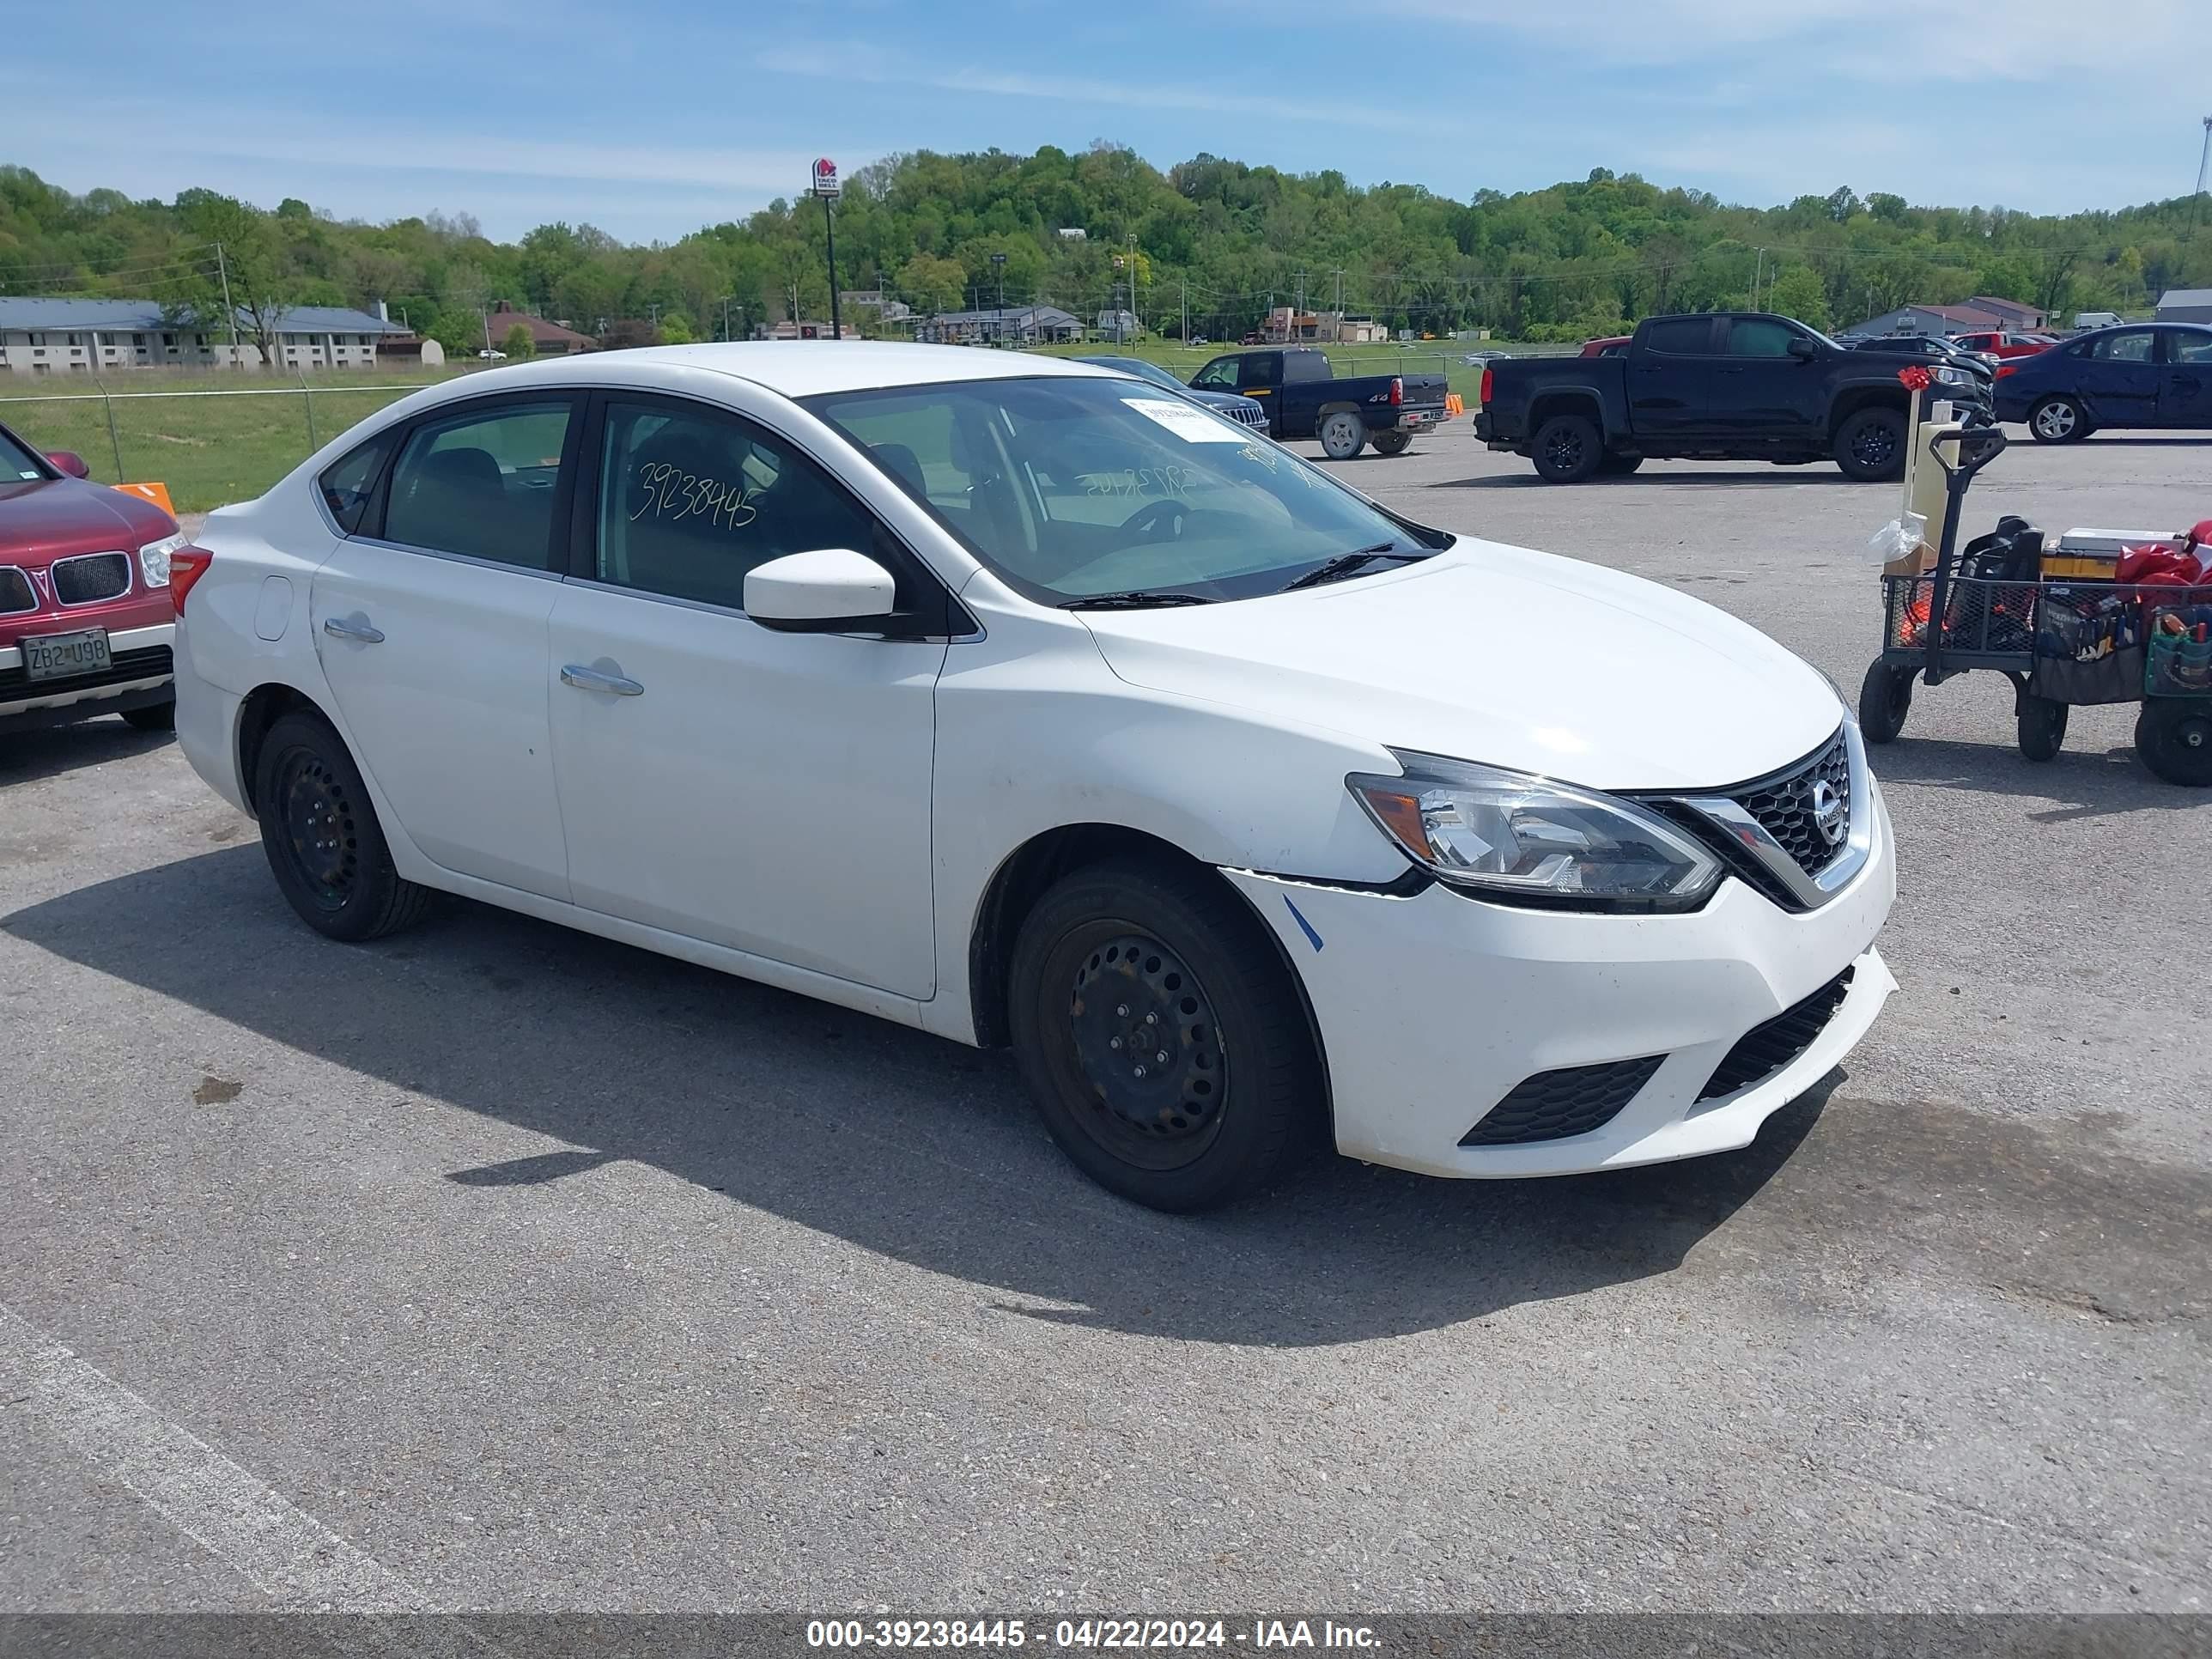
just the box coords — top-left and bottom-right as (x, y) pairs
(1765, 264), (1831, 331)
(501, 321), (535, 359)
(897, 251), (968, 314)
(658, 312), (696, 344)
(163, 191), (294, 369)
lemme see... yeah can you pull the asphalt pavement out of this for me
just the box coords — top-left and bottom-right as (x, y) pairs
(3, 426), (2208, 1627)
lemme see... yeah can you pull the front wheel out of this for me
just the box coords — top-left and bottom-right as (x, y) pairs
(2136, 701), (2212, 787)
(1007, 859), (1322, 1212)
(253, 711), (434, 941)
(2028, 397), (2088, 444)
(1531, 413), (1603, 483)
(1858, 660), (1914, 744)
(1834, 407), (1907, 482)
(1318, 411), (1368, 460)
(2017, 694), (2069, 763)
(1369, 429), (1411, 457)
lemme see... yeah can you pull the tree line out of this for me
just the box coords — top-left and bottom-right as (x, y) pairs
(3, 147), (2207, 358)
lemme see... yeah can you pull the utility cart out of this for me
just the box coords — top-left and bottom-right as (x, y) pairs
(1856, 417), (2212, 787)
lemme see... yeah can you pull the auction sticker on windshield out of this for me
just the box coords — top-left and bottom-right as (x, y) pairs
(1121, 398), (1245, 442)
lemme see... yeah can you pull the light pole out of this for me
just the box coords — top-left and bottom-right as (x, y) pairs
(992, 252), (1007, 347)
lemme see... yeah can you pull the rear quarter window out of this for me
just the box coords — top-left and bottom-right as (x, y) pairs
(318, 432), (397, 535)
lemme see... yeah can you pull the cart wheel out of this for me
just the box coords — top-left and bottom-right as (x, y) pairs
(2016, 695), (2068, 763)
(2136, 701), (2212, 787)
(1857, 660), (1914, 744)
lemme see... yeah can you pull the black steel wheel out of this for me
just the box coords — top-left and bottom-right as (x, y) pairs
(2017, 694), (2068, 763)
(1531, 413), (1602, 483)
(253, 711), (433, 940)
(1834, 407), (1907, 482)
(1857, 659), (1914, 744)
(1008, 858), (1322, 1211)
(2136, 701), (2212, 787)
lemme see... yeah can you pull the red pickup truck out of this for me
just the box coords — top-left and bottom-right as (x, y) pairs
(1, 419), (183, 735)
(1948, 330), (2057, 362)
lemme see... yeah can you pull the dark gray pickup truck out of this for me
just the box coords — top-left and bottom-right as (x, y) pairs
(1475, 311), (1993, 483)
(1188, 348), (1449, 459)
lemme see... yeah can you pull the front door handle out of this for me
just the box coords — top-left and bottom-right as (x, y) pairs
(561, 663), (645, 697)
(322, 616), (385, 643)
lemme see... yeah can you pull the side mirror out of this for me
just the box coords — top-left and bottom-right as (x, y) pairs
(46, 450), (90, 478)
(744, 548), (898, 633)
(1786, 337), (1819, 362)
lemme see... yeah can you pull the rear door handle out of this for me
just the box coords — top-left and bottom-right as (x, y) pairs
(322, 616), (384, 643)
(561, 663), (645, 697)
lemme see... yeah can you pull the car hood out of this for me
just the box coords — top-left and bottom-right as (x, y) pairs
(1076, 542), (1844, 792)
(0, 477), (172, 559)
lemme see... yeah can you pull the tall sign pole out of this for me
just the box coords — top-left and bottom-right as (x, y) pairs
(811, 157), (842, 340)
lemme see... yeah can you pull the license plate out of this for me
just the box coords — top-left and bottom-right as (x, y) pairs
(21, 628), (112, 682)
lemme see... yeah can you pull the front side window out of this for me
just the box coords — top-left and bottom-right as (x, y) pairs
(595, 399), (872, 611)
(806, 376), (1446, 605)
(1724, 319), (1797, 357)
(2162, 330), (2212, 365)
(1188, 358), (1241, 390)
(2092, 331), (2156, 363)
(383, 400), (572, 568)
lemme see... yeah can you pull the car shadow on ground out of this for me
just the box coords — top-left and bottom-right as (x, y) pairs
(1431, 469), (1868, 490)
(8, 845), (1845, 1348)
(1865, 736), (2182, 823)
(0, 719), (172, 786)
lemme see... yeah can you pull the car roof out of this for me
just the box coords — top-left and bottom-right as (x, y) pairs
(447, 342), (1117, 400)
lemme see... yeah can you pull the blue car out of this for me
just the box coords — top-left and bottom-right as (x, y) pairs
(1076, 356), (1272, 434)
(1994, 322), (2212, 442)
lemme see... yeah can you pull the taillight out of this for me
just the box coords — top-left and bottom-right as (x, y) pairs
(1480, 367), (1494, 406)
(168, 545), (213, 614)
(1995, 364), (2017, 379)
(1389, 376), (1402, 406)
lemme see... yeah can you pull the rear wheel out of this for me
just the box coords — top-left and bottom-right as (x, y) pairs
(1007, 859), (1321, 1212)
(2017, 694), (2069, 763)
(1318, 411), (1368, 460)
(1370, 429), (1411, 457)
(1857, 660), (1914, 744)
(1834, 407), (1907, 481)
(2028, 397), (2088, 444)
(252, 711), (434, 941)
(2136, 701), (2212, 787)
(1531, 413), (1603, 483)
(120, 698), (175, 732)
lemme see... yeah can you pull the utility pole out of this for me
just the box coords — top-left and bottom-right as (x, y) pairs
(1333, 267), (1345, 337)
(215, 240), (240, 369)
(2193, 115), (2212, 230)
(480, 305), (491, 353)
(991, 252), (1007, 347)
(1181, 276), (1188, 344)
(1752, 247), (1766, 313)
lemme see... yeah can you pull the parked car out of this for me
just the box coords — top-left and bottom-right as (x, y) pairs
(1579, 336), (1631, 358)
(1477, 312), (1990, 483)
(1077, 355), (1270, 432)
(1460, 349), (1510, 368)
(2071, 312), (2125, 332)
(1947, 329), (2057, 362)
(1188, 346), (1449, 459)
(0, 420), (184, 736)
(1847, 334), (1998, 385)
(172, 344), (1895, 1211)
(1993, 322), (2212, 441)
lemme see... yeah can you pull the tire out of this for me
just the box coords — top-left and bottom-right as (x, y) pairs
(1007, 857), (1322, 1212)
(1857, 660), (1914, 744)
(121, 698), (175, 732)
(1833, 407), (1907, 482)
(1531, 413), (1604, 483)
(2028, 397), (2088, 444)
(1318, 410), (1368, 460)
(2136, 701), (2212, 787)
(1597, 453), (1644, 476)
(1370, 430), (1412, 457)
(2016, 694), (2068, 763)
(252, 711), (434, 941)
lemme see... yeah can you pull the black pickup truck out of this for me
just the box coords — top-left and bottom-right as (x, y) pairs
(1188, 348), (1449, 459)
(1476, 312), (1993, 483)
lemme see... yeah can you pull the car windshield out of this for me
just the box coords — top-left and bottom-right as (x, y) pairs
(1079, 356), (1185, 392)
(0, 426), (46, 480)
(805, 376), (1446, 605)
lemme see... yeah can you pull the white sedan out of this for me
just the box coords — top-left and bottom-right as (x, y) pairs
(172, 344), (1895, 1211)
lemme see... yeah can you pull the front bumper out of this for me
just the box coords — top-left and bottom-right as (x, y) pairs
(1224, 783), (1897, 1179)
(0, 621), (174, 732)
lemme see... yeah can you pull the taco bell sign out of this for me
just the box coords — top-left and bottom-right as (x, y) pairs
(809, 157), (840, 199)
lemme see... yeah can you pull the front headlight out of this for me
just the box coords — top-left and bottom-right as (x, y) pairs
(1932, 366), (1971, 386)
(1346, 750), (1721, 911)
(137, 532), (185, 587)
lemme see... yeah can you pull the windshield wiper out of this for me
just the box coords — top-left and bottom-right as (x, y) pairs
(1060, 590), (1216, 611)
(1279, 544), (1426, 592)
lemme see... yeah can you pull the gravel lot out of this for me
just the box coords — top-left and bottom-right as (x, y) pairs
(3, 425), (2208, 1626)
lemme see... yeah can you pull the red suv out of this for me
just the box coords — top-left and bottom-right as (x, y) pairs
(1, 419), (182, 735)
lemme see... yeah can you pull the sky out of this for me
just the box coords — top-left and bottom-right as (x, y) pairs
(7, 0), (2208, 246)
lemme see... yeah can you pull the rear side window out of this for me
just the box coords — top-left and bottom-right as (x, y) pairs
(318, 433), (394, 535)
(2090, 331), (2156, 363)
(383, 400), (574, 569)
(1642, 318), (1714, 355)
(1281, 352), (1329, 382)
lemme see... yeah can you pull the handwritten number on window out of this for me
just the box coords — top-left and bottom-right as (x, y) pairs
(631, 460), (761, 531)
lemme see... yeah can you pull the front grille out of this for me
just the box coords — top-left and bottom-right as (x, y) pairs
(0, 567), (33, 614)
(1733, 728), (1850, 879)
(51, 551), (132, 605)
(0, 643), (172, 700)
(1228, 404), (1268, 428)
(1460, 1054), (1664, 1146)
(1696, 967), (1855, 1103)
